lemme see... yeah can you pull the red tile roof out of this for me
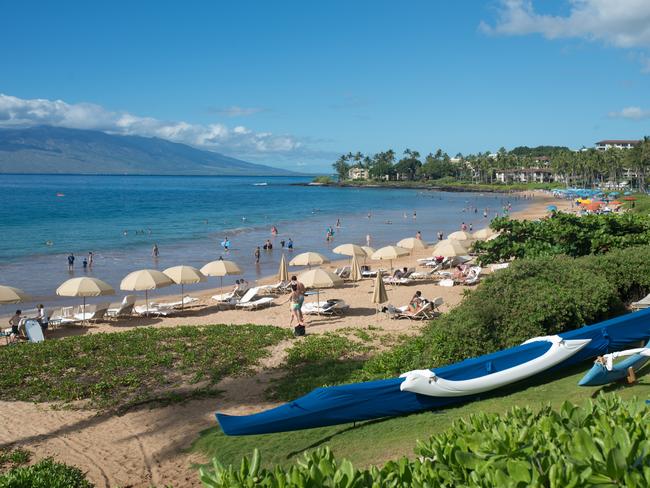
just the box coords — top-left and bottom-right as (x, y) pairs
(595, 140), (640, 145)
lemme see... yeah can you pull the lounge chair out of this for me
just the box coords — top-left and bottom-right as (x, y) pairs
(235, 297), (275, 310)
(410, 268), (438, 280)
(74, 302), (110, 322)
(134, 304), (172, 317)
(459, 266), (482, 286)
(385, 302), (434, 320)
(302, 299), (349, 315)
(361, 267), (385, 278)
(107, 295), (136, 318)
(154, 295), (199, 310)
(258, 281), (289, 294)
(49, 306), (75, 328)
(490, 262), (510, 272)
(335, 266), (351, 279)
(383, 269), (415, 286)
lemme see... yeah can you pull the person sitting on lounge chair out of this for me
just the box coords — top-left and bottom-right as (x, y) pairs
(409, 291), (425, 313)
(393, 267), (408, 279)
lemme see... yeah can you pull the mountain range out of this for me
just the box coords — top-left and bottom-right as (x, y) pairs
(0, 126), (296, 175)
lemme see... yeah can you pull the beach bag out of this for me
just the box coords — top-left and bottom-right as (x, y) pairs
(294, 325), (305, 337)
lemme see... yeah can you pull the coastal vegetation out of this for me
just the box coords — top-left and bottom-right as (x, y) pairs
(474, 212), (650, 265)
(0, 324), (290, 411)
(0, 448), (93, 488)
(198, 394), (650, 486)
(332, 138), (650, 190)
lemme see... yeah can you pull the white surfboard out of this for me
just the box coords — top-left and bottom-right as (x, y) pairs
(400, 335), (590, 397)
(24, 319), (45, 343)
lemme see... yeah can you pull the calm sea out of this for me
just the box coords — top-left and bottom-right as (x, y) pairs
(0, 174), (525, 308)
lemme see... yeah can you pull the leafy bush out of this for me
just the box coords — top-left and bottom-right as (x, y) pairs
(0, 324), (290, 409)
(474, 212), (650, 265)
(199, 395), (650, 487)
(0, 458), (93, 488)
(312, 175), (333, 184)
(358, 246), (650, 378)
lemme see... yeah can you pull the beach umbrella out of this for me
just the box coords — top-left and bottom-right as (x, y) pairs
(623, 196), (636, 201)
(361, 246), (375, 264)
(120, 269), (173, 314)
(609, 191), (620, 196)
(297, 268), (343, 307)
(371, 245), (409, 272)
(396, 237), (427, 252)
(371, 273), (388, 312)
(289, 252), (329, 268)
(448, 230), (474, 241)
(201, 260), (242, 292)
(624, 191), (633, 196)
(431, 239), (468, 258)
(332, 243), (366, 258)
(0, 285), (30, 304)
(472, 228), (496, 240)
(57, 277), (115, 315)
(278, 254), (289, 282)
(350, 253), (362, 282)
(163, 265), (206, 310)
(610, 200), (622, 206)
(546, 205), (558, 212)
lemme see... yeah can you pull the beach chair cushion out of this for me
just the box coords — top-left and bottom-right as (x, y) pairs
(236, 297), (274, 310)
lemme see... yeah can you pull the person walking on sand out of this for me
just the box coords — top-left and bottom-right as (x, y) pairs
(366, 234), (371, 246)
(67, 253), (75, 271)
(254, 246), (261, 264)
(285, 284), (304, 329)
(152, 244), (159, 258)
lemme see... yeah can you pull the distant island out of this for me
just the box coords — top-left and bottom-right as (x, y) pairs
(0, 126), (297, 176)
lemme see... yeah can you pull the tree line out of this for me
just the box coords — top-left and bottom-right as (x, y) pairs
(332, 137), (650, 190)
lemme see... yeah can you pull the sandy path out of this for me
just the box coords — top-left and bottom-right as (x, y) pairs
(0, 191), (570, 487)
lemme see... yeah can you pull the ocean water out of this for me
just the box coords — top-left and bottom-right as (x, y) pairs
(0, 174), (525, 308)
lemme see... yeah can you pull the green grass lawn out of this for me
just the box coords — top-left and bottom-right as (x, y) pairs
(0, 324), (290, 411)
(192, 363), (650, 469)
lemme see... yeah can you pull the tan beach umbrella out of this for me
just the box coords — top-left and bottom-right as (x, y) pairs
(278, 254), (289, 282)
(472, 228), (496, 240)
(350, 253), (362, 282)
(200, 260), (242, 292)
(448, 230), (474, 241)
(289, 252), (329, 268)
(57, 277), (115, 315)
(371, 245), (409, 271)
(297, 268), (343, 307)
(163, 265), (206, 310)
(120, 269), (173, 313)
(431, 239), (468, 258)
(397, 237), (428, 252)
(0, 285), (30, 304)
(371, 273), (388, 311)
(361, 246), (375, 257)
(333, 243), (366, 257)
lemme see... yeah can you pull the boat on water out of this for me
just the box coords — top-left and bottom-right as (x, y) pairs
(253, 182), (268, 186)
(578, 339), (650, 387)
(216, 307), (650, 436)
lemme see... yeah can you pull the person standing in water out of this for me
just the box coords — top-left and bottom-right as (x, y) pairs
(366, 234), (371, 246)
(152, 244), (159, 258)
(336, 218), (341, 228)
(254, 246), (261, 264)
(416, 230), (422, 240)
(87, 252), (94, 269)
(67, 253), (75, 271)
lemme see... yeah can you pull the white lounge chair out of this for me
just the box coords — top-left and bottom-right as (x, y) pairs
(235, 297), (275, 310)
(302, 299), (349, 315)
(154, 296), (199, 310)
(74, 302), (110, 322)
(134, 304), (172, 317)
(107, 295), (136, 318)
(258, 281), (289, 294)
(335, 266), (351, 279)
(385, 302), (434, 320)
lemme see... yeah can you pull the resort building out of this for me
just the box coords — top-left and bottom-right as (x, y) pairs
(595, 140), (640, 151)
(348, 167), (369, 180)
(495, 168), (555, 184)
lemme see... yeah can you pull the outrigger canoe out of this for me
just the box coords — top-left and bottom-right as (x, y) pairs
(217, 307), (650, 436)
(578, 339), (650, 387)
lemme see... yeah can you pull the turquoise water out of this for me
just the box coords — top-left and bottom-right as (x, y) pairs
(0, 174), (524, 306)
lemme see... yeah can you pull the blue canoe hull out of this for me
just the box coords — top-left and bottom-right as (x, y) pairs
(217, 308), (650, 436)
(578, 340), (650, 386)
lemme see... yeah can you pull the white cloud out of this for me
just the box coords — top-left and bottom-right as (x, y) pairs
(0, 93), (307, 160)
(608, 106), (650, 119)
(480, 1), (650, 71)
(209, 106), (267, 117)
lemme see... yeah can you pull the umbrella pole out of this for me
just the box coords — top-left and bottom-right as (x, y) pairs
(220, 276), (224, 294)
(181, 284), (184, 310)
(146, 290), (149, 315)
(83, 296), (86, 325)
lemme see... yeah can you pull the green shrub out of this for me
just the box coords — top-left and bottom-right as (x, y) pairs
(0, 458), (93, 488)
(475, 212), (650, 265)
(199, 395), (650, 487)
(312, 175), (333, 184)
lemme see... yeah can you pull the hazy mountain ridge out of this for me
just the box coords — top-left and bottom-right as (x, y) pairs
(0, 126), (296, 175)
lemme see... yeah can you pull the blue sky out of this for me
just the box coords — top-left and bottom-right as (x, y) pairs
(1, 0), (649, 172)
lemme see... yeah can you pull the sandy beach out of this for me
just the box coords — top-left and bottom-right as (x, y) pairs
(0, 191), (572, 487)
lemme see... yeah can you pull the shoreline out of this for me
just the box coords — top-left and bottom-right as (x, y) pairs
(295, 180), (551, 193)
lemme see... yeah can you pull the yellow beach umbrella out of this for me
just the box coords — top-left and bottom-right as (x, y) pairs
(201, 260), (242, 292)
(371, 245), (409, 271)
(350, 253), (362, 282)
(472, 228), (496, 240)
(57, 277), (115, 315)
(333, 243), (366, 257)
(431, 239), (468, 257)
(120, 269), (173, 313)
(397, 237), (428, 252)
(289, 252), (329, 268)
(371, 273), (388, 311)
(278, 254), (289, 282)
(163, 265), (206, 309)
(298, 268), (343, 306)
(0, 285), (30, 304)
